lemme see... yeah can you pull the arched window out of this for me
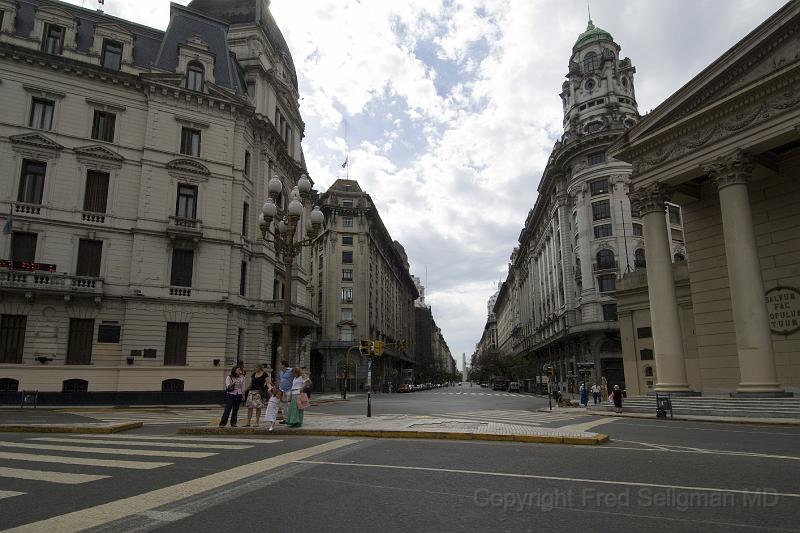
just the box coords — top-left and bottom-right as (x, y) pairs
(0, 378), (19, 392)
(162, 378), (185, 393)
(186, 61), (204, 92)
(62, 379), (88, 393)
(634, 248), (646, 269)
(596, 249), (615, 270)
(674, 253), (686, 262)
(644, 366), (654, 377)
(583, 52), (598, 73)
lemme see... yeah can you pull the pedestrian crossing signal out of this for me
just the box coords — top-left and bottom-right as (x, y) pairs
(373, 340), (384, 356)
(359, 340), (371, 356)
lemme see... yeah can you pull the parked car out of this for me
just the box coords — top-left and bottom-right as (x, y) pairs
(508, 382), (521, 393)
(480, 382), (489, 388)
(398, 384), (411, 393)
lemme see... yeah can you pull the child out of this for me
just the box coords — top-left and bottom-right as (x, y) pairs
(264, 385), (281, 432)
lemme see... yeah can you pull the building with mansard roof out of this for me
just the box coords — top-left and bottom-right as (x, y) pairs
(0, 0), (318, 401)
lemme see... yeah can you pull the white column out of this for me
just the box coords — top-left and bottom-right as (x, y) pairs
(630, 183), (692, 393)
(705, 151), (783, 394)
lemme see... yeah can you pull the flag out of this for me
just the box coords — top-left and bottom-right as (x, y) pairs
(2, 209), (12, 235)
(98, 0), (105, 4)
(341, 156), (348, 169)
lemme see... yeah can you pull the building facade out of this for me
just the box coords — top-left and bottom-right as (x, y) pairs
(0, 0), (318, 400)
(612, 0), (800, 396)
(310, 179), (417, 392)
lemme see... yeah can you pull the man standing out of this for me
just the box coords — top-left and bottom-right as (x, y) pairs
(277, 360), (293, 422)
(591, 383), (601, 405)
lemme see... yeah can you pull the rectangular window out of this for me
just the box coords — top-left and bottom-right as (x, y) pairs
(10, 232), (37, 263)
(66, 318), (94, 365)
(91, 111), (116, 142)
(29, 98), (54, 130)
(588, 152), (606, 166)
(668, 205), (682, 225)
(342, 235), (353, 245)
(170, 249), (194, 287)
(341, 287), (353, 303)
(602, 303), (618, 321)
(590, 178), (609, 196)
(318, 255), (323, 269)
(237, 328), (245, 359)
(640, 349), (654, 361)
(101, 39), (123, 70)
(340, 327), (353, 342)
(342, 251), (353, 264)
(83, 171), (109, 213)
(242, 202), (249, 237)
(18, 160), (46, 205)
(342, 269), (353, 281)
(632, 223), (643, 237)
(239, 261), (247, 296)
(0, 315), (27, 364)
(592, 200), (611, 221)
(341, 308), (353, 321)
(598, 274), (616, 293)
(342, 217), (353, 227)
(671, 229), (684, 243)
(342, 200), (353, 208)
(593, 224), (612, 238)
(76, 239), (102, 277)
(42, 24), (64, 55)
(637, 327), (652, 339)
(176, 184), (198, 219)
(164, 322), (188, 366)
(244, 151), (251, 177)
(180, 127), (201, 157)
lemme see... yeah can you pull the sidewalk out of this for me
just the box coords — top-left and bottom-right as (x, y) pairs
(178, 414), (609, 445)
(548, 406), (800, 426)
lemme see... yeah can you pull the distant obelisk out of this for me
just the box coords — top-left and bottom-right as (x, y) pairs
(462, 353), (468, 382)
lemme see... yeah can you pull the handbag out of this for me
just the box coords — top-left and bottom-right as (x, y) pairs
(297, 392), (311, 410)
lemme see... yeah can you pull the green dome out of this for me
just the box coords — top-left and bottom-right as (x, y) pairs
(574, 20), (613, 48)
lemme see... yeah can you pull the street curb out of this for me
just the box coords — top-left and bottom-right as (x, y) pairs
(581, 410), (800, 426)
(0, 421), (143, 433)
(177, 426), (609, 445)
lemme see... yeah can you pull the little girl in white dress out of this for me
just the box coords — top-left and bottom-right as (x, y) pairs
(264, 385), (281, 432)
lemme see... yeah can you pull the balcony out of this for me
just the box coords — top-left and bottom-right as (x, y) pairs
(0, 269), (103, 297)
(169, 287), (192, 297)
(167, 216), (203, 244)
(13, 202), (42, 215)
(262, 299), (320, 328)
(592, 260), (618, 272)
(81, 211), (106, 224)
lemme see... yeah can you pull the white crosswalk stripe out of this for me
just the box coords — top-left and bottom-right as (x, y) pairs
(29, 437), (253, 450)
(432, 409), (587, 427)
(0, 467), (109, 485)
(429, 392), (539, 398)
(0, 441), (217, 458)
(66, 408), (222, 426)
(0, 490), (25, 500)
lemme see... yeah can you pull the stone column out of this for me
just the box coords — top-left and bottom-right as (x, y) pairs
(704, 151), (784, 395)
(630, 183), (692, 393)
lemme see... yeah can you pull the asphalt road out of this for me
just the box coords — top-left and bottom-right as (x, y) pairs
(1, 386), (799, 532)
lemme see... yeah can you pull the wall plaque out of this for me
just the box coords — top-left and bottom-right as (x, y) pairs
(766, 286), (800, 335)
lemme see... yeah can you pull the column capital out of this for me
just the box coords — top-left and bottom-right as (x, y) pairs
(704, 149), (754, 190)
(629, 183), (672, 216)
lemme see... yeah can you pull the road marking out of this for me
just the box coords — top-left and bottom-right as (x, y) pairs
(610, 421), (800, 436)
(1, 439), (357, 533)
(28, 438), (253, 450)
(295, 461), (800, 500)
(0, 452), (170, 470)
(0, 491), (24, 500)
(609, 440), (800, 461)
(0, 442), (215, 459)
(67, 435), (282, 444)
(0, 467), (109, 485)
(559, 417), (618, 432)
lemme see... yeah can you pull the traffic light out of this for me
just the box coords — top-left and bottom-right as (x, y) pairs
(373, 340), (384, 356)
(359, 339), (371, 356)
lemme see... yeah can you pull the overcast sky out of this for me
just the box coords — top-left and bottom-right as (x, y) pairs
(67, 0), (787, 369)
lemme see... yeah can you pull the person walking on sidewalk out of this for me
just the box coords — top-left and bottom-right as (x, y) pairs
(220, 365), (245, 427)
(591, 383), (601, 405)
(579, 383), (589, 407)
(285, 367), (311, 428)
(264, 381), (281, 432)
(611, 384), (623, 414)
(244, 364), (268, 427)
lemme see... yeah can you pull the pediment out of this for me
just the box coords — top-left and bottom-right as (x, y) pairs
(10, 133), (63, 151)
(166, 158), (210, 176)
(36, 6), (77, 22)
(74, 144), (124, 162)
(95, 22), (133, 38)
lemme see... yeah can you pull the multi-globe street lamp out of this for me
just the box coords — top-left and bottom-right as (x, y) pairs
(259, 173), (324, 371)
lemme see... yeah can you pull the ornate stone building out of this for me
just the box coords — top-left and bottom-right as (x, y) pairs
(612, 0), (800, 396)
(310, 179), (417, 392)
(0, 0), (317, 400)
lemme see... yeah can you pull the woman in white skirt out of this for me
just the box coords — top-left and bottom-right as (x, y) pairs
(264, 382), (281, 432)
(244, 365), (267, 427)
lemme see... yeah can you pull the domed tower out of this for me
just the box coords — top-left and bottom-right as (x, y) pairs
(560, 20), (639, 139)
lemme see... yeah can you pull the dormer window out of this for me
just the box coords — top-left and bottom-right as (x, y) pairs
(583, 52), (597, 73)
(186, 62), (204, 92)
(42, 24), (65, 55)
(101, 40), (123, 70)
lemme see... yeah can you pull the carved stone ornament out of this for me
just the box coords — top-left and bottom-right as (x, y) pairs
(703, 150), (754, 190)
(628, 183), (672, 216)
(74, 145), (125, 164)
(10, 133), (64, 152)
(166, 158), (211, 177)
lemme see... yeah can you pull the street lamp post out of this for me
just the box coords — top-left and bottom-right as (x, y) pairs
(259, 174), (325, 371)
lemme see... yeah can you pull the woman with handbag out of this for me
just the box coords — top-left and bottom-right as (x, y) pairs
(244, 364), (268, 427)
(285, 367), (311, 427)
(219, 365), (245, 427)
